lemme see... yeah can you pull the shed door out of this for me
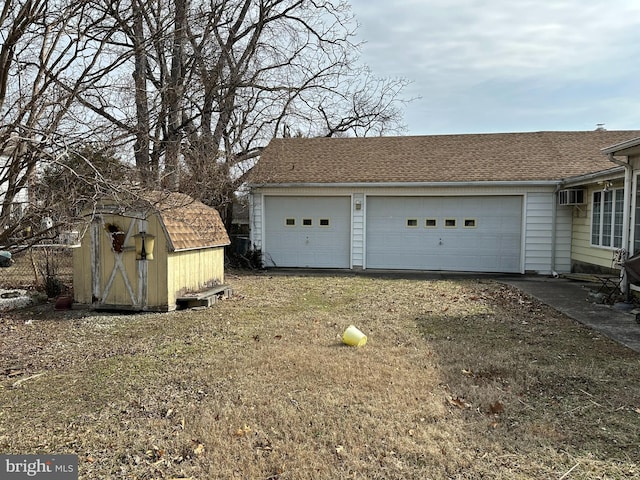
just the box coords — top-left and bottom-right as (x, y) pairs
(263, 196), (351, 268)
(366, 196), (522, 272)
(91, 217), (147, 309)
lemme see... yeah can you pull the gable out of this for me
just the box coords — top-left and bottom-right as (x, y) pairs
(251, 131), (640, 185)
(95, 191), (230, 251)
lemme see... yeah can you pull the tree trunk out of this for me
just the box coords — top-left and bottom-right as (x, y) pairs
(163, 0), (188, 191)
(132, 1), (153, 186)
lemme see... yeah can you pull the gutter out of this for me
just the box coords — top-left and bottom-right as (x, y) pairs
(248, 180), (561, 189)
(550, 183), (562, 276)
(560, 166), (625, 188)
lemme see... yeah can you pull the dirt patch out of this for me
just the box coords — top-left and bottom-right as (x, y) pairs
(0, 272), (638, 479)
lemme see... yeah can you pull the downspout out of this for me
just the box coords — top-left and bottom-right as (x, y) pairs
(551, 183), (561, 276)
(607, 153), (632, 297)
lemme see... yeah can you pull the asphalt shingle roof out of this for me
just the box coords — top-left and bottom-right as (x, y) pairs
(145, 192), (230, 251)
(108, 192), (230, 251)
(251, 131), (640, 184)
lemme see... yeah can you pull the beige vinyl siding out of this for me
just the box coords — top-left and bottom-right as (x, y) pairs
(571, 183), (623, 270)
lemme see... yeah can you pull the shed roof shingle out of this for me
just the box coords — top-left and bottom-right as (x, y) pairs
(145, 192), (230, 251)
(251, 131), (640, 184)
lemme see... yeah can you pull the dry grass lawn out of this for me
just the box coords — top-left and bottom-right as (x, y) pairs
(1, 271), (639, 479)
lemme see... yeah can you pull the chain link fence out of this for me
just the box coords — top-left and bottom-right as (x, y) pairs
(0, 245), (74, 295)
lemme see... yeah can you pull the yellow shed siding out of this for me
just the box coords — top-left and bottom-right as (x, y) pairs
(166, 247), (226, 308)
(143, 215), (170, 309)
(72, 241), (92, 304)
(73, 209), (227, 311)
(96, 214), (140, 306)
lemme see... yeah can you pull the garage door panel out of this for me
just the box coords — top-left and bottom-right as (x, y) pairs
(366, 196), (522, 272)
(264, 196), (350, 268)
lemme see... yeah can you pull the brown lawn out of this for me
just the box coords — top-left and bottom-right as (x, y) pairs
(0, 271), (639, 479)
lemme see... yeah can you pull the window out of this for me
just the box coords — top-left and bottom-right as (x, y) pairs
(319, 218), (330, 227)
(302, 218), (313, 227)
(425, 218), (437, 228)
(406, 218), (418, 227)
(591, 189), (623, 248)
(285, 218), (296, 226)
(444, 218), (457, 228)
(463, 219), (476, 228)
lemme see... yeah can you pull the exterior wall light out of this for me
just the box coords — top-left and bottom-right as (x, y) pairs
(134, 232), (155, 260)
(355, 200), (362, 211)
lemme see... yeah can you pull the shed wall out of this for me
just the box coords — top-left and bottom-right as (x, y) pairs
(166, 247), (225, 309)
(73, 241), (92, 304)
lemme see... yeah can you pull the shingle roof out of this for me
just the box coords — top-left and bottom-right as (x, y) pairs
(144, 192), (230, 251)
(251, 131), (640, 184)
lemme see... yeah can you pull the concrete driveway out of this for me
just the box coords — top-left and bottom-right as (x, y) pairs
(498, 275), (640, 354)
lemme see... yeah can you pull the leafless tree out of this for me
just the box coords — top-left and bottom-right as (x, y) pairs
(187, 0), (408, 225)
(0, 0), (133, 249)
(1, 0), (409, 246)
(81, 0), (408, 225)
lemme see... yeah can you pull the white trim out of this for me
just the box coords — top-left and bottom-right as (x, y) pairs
(631, 171), (640, 255)
(562, 167), (624, 187)
(250, 180), (561, 189)
(520, 194), (528, 274)
(601, 136), (640, 155)
(590, 188), (624, 249)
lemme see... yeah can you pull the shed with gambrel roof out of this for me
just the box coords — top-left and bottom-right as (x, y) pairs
(73, 191), (230, 311)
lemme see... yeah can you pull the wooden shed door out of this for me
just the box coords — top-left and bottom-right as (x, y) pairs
(91, 217), (147, 309)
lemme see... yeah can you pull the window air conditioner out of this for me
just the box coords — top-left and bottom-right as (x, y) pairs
(558, 189), (586, 206)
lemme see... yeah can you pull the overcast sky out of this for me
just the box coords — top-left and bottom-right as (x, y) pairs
(349, 0), (640, 136)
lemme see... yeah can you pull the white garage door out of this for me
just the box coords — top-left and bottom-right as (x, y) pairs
(264, 196), (351, 268)
(366, 196), (522, 272)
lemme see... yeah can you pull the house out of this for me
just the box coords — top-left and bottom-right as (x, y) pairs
(248, 130), (640, 275)
(73, 191), (230, 311)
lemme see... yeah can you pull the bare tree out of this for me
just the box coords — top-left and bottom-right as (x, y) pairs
(181, 0), (409, 226)
(0, 0), (125, 248)
(0, 0), (409, 243)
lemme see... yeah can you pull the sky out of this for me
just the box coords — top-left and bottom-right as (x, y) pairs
(348, 0), (640, 136)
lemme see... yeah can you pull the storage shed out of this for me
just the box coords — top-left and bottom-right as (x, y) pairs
(73, 192), (230, 311)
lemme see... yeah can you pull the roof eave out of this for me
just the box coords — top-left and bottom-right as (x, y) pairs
(601, 136), (640, 156)
(249, 180), (562, 189)
(171, 242), (231, 252)
(561, 166), (625, 188)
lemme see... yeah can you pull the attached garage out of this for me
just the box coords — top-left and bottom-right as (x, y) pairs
(263, 196), (351, 268)
(249, 131), (640, 275)
(365, 196), (523, 272)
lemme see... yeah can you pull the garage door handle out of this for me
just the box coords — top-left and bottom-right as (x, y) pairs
(439, 238), (443, 245)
